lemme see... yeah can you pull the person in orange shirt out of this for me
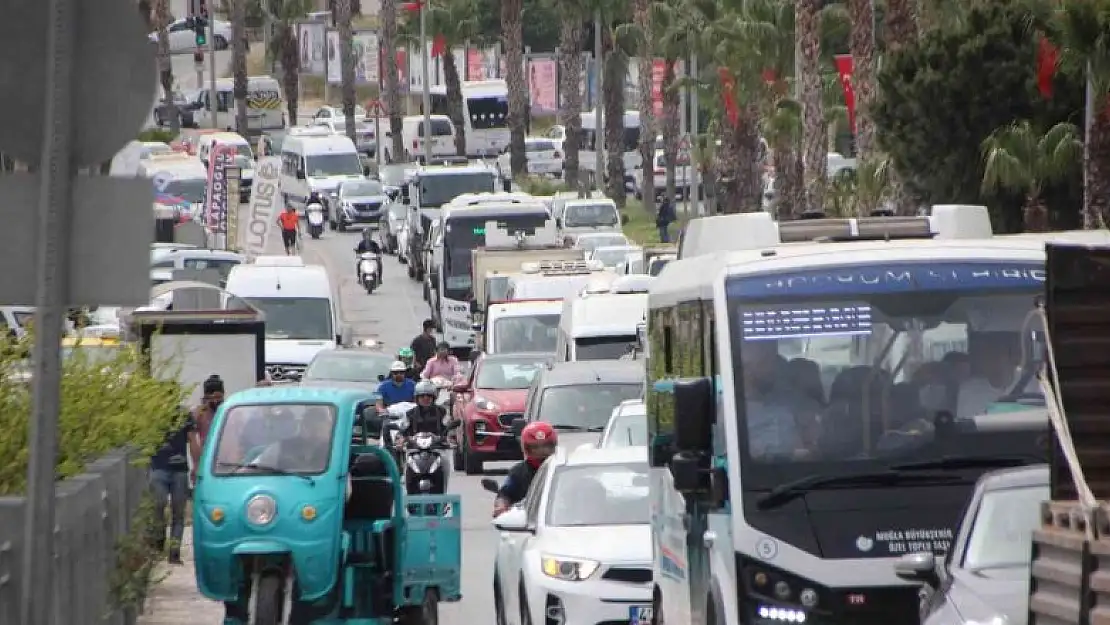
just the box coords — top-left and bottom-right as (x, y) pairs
(277, 205), (301, 254)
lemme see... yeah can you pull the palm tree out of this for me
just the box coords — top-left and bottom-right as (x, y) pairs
(631, 0), (655, 214)
(502, 0), (528, 176)
(846, 0), (877, 159)
(884, 0), (918, 216)
(828, 153), (893, 216)
(981, 121), (1082, 232)
(555, 6), (587, 188)
(796, 0), (825, 212)
(335, 0), (358, 141)
(381, 0), (405, 162)
(426, 0), (481, 156)
(231, 0), (249, 135)
(651, 0), (692, 205)
(603, 17), (634, 207)
(270, 0), (313, 128)
(154, 0), (180, 135)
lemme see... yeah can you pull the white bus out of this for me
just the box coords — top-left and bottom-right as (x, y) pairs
(192, 76), (285, 133)
(576, 109), (641, 188)
(645, 207), (1103, 625)
(429, 80), (510, 157)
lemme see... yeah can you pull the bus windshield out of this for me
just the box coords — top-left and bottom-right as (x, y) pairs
(442, 212), (550, 300)
(725, 261), (1048, 490)
(418, 172), (495, 208)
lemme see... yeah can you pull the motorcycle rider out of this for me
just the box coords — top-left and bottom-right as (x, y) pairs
(397, 347), (420, 380)
(306, 191), (325, 220)
(396, 380), (453, 444)
(353, 227), (384, 283)
(375, 361), (416, 413)
(493, 421), (558, 517)
(421, 341), (461, 380)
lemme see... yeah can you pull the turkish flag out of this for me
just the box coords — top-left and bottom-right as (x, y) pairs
(1037, 36), (1058, 99)
(401, 1), (422, 11)
(834, 54), (856, 133)
(718, 68), (739, 128)
(431, 34), (447, 57)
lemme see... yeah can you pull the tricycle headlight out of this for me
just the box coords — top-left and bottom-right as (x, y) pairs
(246, 495), (277, 525)
(541, 554), (600, 581)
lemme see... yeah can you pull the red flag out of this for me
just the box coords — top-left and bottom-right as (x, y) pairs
(718, 68), (739, 128)
(1037, 36), (1058, 99)
(834, 54), (856, 133)
(401, 1), (422, 11)
(431, 34), (447, 57)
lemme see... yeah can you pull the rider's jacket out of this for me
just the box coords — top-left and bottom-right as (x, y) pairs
(355, 239), (377, 255)
(497, 460), (539, 505)
(402, 404), (446, 437)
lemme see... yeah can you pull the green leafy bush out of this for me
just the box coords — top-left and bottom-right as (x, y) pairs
(137, 128), (178, 144)
(517, 175), (569, 196)
(0, 335), (188, 496)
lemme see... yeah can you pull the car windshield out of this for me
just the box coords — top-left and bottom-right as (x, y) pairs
(592, 247), (639, 268)
(537, 383), (643, 430)
(229, 144), (254, 160)
(575, 335), (638, 360)
(245, 297), (334, 340)
(493, 315), (559, 354)
(342, 181), (383, 196)
(306, 153), (363, 177)
(576, 234), (629, 253)
(725, 261), (1049, 489)
(603, 410), (648, 448)
(212, 403), (337, 475)
(475, 357), (545, 389)
(546, 462), (650, 526)
(304, 353), (393, 382)
(418, 172), (496, 207)
(161, 178), (207, 204)
(962, 484), (1049, 570)
(565, 204), (619, 228)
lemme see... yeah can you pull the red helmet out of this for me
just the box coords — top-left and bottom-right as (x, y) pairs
(520, 421), (557, 458)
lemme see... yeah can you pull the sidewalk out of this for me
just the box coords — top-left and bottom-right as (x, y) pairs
(138, 529), (224, 624)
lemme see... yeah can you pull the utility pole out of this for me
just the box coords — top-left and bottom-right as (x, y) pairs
(594, 9), (604, 191)
(690, 54), (701, 215)
(207, 2), (217, 129)
(420, 1), (432, 163)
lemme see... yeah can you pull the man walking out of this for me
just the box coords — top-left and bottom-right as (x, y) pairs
(656, 197), (677, 243)
(149, 409), (194, 564)
(410, 318), (438, 372)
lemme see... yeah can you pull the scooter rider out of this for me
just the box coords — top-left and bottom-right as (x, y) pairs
(396, 380), (453, 445)
(354, 227), (384, 282)
(493, 421), (558, 517)
(375, 361), (416, 413)
(306, 191), (325, 218)
(397, 347), (420, 380)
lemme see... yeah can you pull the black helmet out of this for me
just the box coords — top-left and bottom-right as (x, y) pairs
(436, 340), (450, 351)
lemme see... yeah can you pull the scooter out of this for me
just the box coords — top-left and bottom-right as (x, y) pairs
(306, 202), (325, 239)
(357, 251), (380, 294)
(401, 432), (451, 495)
(380, 402), (415, 467)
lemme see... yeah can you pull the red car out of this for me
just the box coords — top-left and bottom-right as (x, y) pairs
(450, 352), (549, 475)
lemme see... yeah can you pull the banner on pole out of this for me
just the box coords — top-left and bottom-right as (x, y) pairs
(242, 157), (282, 258)
(834, 54), (856, 133)
(205, 145), (233, 235)
(528, 56), (558, 114)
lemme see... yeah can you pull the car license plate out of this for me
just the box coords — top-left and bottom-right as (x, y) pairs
(630, 606), (652, 625)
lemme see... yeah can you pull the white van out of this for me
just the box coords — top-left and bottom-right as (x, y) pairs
(387, 115), (455, 164)
(197, 132), (255, 203)
(554, 275), (651, 362)
(577, 109), (641, 187)
(279, 127), (366, 215)
(429, 80), (509, 156)
(484, 299), (562, 355)
(224, 256), (349, 381)
(138, 153), (209, 218)
(552, 197), (624, 238)
(192, 76), (284, 133)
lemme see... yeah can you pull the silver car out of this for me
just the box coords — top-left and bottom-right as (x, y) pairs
(334, 179), (389, 231)
(895, 464), (1048, 625)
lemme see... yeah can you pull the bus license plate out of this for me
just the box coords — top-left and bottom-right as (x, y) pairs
(630, 606), (653, 625)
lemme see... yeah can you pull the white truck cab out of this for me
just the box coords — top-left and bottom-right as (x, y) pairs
(554, 274), (653, 362)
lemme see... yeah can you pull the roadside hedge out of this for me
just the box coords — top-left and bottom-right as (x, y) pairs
(0, 334), (188, 496)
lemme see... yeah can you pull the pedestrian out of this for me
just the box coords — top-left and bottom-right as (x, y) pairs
(410, 318), (438, 372)
(148, 408), (194, 564)
(656, 197), (677, 243)
(278, 205), (300, 255)
(188, 374), (225, 481)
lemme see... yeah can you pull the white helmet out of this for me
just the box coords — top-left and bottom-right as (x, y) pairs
(414, 380), (437, 397)
(389, 360), (408, 373)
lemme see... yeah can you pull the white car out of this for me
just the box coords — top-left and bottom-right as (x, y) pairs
(598, 399), (646, 448)
(497, 137), (563, 180)
(148, 18), (232, 52)
(570, 232), (631, 255)
(314, 119), (378, 155)
(311, 105), (368, 125)
(589, 245), (644, 271)
(492, 446), (652, 625)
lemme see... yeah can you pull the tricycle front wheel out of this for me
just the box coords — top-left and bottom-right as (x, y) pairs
(399, 588), (439, 625)
(252, 573), (285, 625)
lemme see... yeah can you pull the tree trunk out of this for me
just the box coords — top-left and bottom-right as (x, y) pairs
(443, 50), (467, 156)
(1023, 192), (1050, 233)
(773, 142), (804, 219)
(884, 0), (919, 215)
(660, 58), (679, 204)
(154, 0), (180, 135)
(558, 19), (586, 189)
(633, 0), (655, 215)
(280, 25), (300, 125)
(717, 105), (763, 213)
(138, 0), (153, 30)
(796, 0), (825, 211)
(336, 0), (358, 141)
(603, 51), (629, 207)
(381, 0), (405, 162)
(847, 0), (878, 160)
(502, 0), (528, 176)
(1088, 105), (1110, 229)
(231, 0), (249, 136)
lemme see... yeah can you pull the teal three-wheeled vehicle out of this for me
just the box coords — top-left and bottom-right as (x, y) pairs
(192, 387), (462, 624)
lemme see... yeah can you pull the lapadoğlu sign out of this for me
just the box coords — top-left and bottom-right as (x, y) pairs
(205, 144), (235, 234)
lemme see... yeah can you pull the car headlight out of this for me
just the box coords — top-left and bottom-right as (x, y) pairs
(474, 396), (500, 412)
(245, 495), (277, 525)
(541, 555), (600, 581)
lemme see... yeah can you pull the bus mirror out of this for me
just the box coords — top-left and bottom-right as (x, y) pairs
(673, 377), (714, 452)
(669, 453), (705, 493)
(469, 300), (479, 314)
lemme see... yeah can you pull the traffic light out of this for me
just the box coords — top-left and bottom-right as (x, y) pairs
(194, 16), (207, 46)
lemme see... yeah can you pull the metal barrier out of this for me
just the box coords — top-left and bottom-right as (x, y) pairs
(0, 449), (150, 625)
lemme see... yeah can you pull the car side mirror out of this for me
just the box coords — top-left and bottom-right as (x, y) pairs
(621, 214), (630, 226)
(511, 418), (526, 437)
(480, 478), (500, 494)
(673, 377), (714, 452)
(452, 383), (471, 393)
(492, 507), (533, 533)
(894, 552), (939, 586)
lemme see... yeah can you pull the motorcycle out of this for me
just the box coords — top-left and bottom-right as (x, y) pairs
(401, 432), (451, 495)
(306, 202), (325, 239)
(380, 402), (415, 467)
(357, 251), (380, 294)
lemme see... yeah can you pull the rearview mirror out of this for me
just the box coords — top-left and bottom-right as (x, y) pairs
(674, 377), (714, 452)
(894, 552), (939, 586)
(492, 507), (532, 532)
(480, 478), (500, 494)
(621, 214), (630, 226)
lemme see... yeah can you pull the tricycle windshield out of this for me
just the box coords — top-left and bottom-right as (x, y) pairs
(212, 403), (339, 476)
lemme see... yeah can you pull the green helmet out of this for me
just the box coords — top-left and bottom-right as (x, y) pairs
(398, 347), (414, 363)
